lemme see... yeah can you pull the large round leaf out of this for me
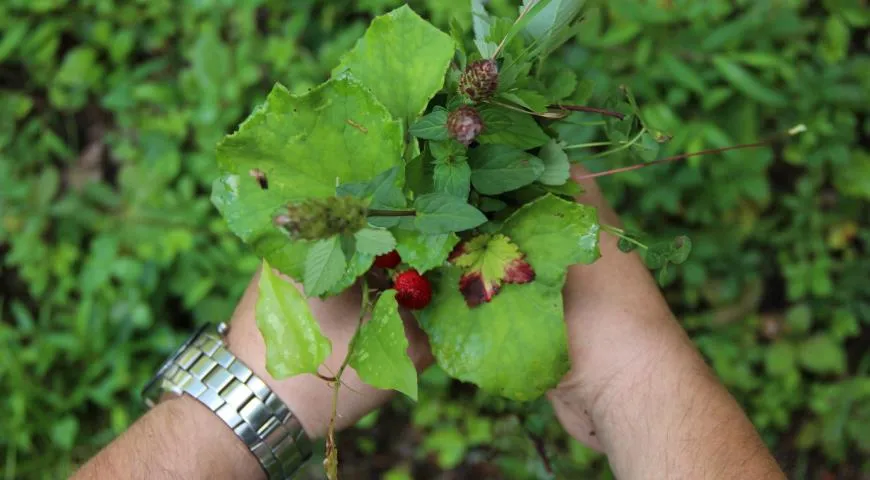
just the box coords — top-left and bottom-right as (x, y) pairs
(420, 266), (570, 401)
(211, 79), (403, 278)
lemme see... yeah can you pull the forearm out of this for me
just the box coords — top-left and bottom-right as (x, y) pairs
(73, 395), (263, 480)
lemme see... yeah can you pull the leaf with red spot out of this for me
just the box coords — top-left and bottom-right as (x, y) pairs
(450, 233), (535, 307)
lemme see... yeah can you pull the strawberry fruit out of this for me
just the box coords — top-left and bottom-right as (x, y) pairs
(374, 250), (402, 269)
(393, 269), (432, 310)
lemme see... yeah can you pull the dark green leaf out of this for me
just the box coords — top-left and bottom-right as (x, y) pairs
(414, 193), (488, 234)
(410, 107), (449, 141)
(469, 144), (545, 195)
(548, 69), (577, 101)
(433, 160), (472, 198)
(537, 139), (570, 186)
(712, 56), (788, 107)
(501, 90), (549, 112)
(477, 105), (550, 150)
(668, 236), (692, 265)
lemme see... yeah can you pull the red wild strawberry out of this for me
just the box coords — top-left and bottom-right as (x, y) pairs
(393, 269), (432, 310)
(373, 250), (402, 269)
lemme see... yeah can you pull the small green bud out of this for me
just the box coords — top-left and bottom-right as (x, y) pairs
(274, 196), (368, 241)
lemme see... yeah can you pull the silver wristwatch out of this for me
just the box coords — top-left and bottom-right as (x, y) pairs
(142, 322), (311, 479)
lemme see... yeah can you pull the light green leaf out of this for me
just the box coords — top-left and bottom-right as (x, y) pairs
(522, 0), (585, 57)
(257, 261), (332, 379)
(537, 139), (570, 186)
(354, 228), (397, 255)
(765, 341), (797, 377)
(469, 144), (545, 195)
(350, 290), (418, 400)
(212, 79), (403, 279)
(420, 267), (569, 401)
(394, 230), (460, 273)
(410, 106), (449, 140)
(433, 160), (471, 198)
(334, 5), (455, 120)
(549, 69), (577, 100)
(477, 104), (550, 150)
(304, 237), (348, 297)
(327, 251), (376, 297)
(712, 56), (788, 107)
(472, 0), (498, 57)
(414, 193), (488, 234)
(500, 194), (600, 285)
(798, 335), (847, 375)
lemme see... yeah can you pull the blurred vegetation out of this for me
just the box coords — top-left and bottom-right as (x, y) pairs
(1, 0), (869, 478)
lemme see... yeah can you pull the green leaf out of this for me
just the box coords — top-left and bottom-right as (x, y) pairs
(50, 416), (79, 449)
(354, 228), (396, 255)
(469, 144), (545, 195)
(668, 236), (692, 265)
(350, 290), (418, 400)
(433, 160), (471, 198)
(765, 342), (797, 377)
(798, 335), (847, 375)
(643, 242), (671, 270)
(394, 230), (460, 273)
(430, 139), (467, 162)
(212, 79), (403, 279)
(304, 237), (348, 297)
(410, 107), (449, 141)
(548, 69), (578, 100)
(618, 237), (639, 253)
(630, 132), (661, 162)
(478, 197), (508, 212)
(420, 267), (569, 401)
(500, 0), (558, 56)
(711, 56), (788, 107)
(477, 105), (550, 150)
(327, 251), (376, 297)
(501, 90), (549, 112)
(500, 194), (600, 285)
(414, 193), (488, 234)
(334, 5), (455, 120)
(257, 261), (332, 379)
(472, 0), (498, 57)
(451, 233), (535, 306)
(537, 139), (570, 186)
(522, 0), (586, 57)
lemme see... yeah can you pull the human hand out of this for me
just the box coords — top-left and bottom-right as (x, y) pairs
(224, 271), (433, 437)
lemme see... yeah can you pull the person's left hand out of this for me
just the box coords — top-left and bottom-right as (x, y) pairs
(224, 269), (434, 437)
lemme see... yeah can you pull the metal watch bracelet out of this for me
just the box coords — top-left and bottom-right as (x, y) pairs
(142, 322), (311, 479)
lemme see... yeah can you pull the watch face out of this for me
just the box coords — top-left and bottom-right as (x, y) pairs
(142, 323), (210, 406)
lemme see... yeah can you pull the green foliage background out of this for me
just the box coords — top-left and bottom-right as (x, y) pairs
(1, 0), (868, 478)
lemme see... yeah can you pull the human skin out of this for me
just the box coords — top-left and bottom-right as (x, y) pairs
(73, 166), (784, 479)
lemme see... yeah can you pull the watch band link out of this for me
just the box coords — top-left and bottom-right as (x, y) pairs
(150, 327), (311, 479)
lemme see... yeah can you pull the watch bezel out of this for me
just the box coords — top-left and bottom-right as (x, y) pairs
(142, 323), (211, 407)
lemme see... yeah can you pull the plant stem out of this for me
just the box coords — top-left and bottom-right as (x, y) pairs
(563, 141), (613, 151)
(550, 104), (627, 120)
(367, 209), (416, 217)
(601, 224), (648, 250)
(588, 128), (647, 160)
(324, 278), (371, 480)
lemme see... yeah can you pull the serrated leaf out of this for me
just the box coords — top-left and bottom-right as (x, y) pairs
(537, 139), (570, 186)
(501, 194), (600, 285)
(354, 228), (396, 255)
(430, 139), (467, 162)
(433, 160), (471, 198)
(420, 267), (568, 401)
(410, 107), (449, 140)
(394, 230), (460, 273)
(257, 261), (332, 379)
(326, 250), (376, 297)
(470, 144), (545, 195)
(304, 237), (348, 297)
(334, 5), (455, 120)
(350, 290), (418, 400)
(477, 104), (550, 150)
(451, 233), (535, 306)
(414, 193), (488, 234)
(212, 79), (402, 280)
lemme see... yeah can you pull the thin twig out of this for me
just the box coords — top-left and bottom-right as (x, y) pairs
(367, 209), (416, 217)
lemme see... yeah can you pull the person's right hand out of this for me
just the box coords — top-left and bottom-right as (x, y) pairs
(548, 166), (784, 479)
